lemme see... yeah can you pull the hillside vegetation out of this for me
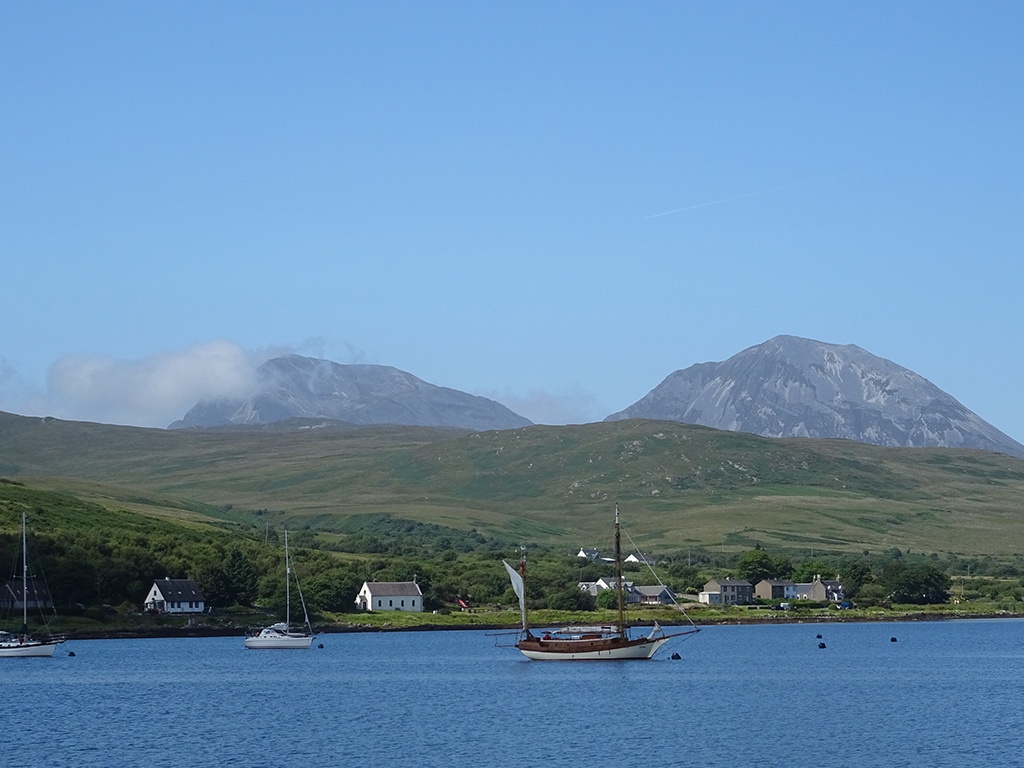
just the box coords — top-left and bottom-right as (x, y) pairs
(3, 410), (1024, 559)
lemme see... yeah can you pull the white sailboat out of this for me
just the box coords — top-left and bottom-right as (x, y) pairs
(0, 511), (65, 658)
(244, 529), (314, 649)
(499, 504), (699, 661)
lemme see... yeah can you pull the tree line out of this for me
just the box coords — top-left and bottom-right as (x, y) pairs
(3, 479), (1014, 618)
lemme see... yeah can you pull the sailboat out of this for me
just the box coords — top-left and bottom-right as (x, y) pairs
(500, 504), (699, 660)
(0, 511), (65, 658)
(244, 529), (314, 649)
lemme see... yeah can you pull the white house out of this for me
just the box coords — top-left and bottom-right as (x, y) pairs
(355, 581), (423, 612)
(145, 578), (206, 614)
(624, 552), (656, 565)
(576, 548), (600, 560)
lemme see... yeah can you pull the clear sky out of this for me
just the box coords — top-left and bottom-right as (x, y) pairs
(2, 3), (1022, 441)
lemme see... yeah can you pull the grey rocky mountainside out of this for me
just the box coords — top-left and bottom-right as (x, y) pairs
(605, 335), (1024, 458)
(170, 354), (531, 431)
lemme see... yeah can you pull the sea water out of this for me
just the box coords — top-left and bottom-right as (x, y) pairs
(3, 619), (1023, 768)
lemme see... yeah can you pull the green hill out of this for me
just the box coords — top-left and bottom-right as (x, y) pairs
(3, 410), (1024, 558)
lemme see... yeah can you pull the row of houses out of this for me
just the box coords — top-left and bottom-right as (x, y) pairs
(578, 576), (675, 605)
(699, 575), (844, 606)
(12, 571), (843, 616)
(142, 578), (430, 614)
(145, 578), (429, 615)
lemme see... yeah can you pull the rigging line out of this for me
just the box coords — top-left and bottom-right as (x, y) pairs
(292, 562), (312, 632)
(621, 526), (699, 629)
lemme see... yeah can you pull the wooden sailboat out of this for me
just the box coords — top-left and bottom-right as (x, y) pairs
(0, 511), (65, 658)
(244, 529), (314, 649)
(501, 505), (699, 660)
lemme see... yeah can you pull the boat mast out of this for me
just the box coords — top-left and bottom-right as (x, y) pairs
(21, 510), (28, 635)
(614, 504), (625, 637)
(284, 528), (291, 630)
(520, 546), (529, 636)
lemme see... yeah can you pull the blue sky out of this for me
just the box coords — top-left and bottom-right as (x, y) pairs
(2, 3), (1022, 440)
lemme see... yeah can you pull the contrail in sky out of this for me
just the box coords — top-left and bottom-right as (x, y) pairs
(643, 170), (857, 219)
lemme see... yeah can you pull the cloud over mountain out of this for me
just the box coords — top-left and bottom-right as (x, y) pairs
(171, 354), (532, 431)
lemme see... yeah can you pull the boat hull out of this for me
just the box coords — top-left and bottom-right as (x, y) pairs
(0, 640), (60, 658)
(516, 635), (669, 661)
(244, 634), (313, 650)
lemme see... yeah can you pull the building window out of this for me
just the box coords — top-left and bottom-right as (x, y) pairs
(389, 600), (393, 607)
(401, 600), (405, 607)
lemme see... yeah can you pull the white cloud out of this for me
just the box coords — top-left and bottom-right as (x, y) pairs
(36, 340), (259, 428)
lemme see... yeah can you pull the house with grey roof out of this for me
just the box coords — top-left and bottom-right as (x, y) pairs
(144, 578), (206, 614)
(699, 578), (754, 606)
(1, 577), (53, 611)
(355, 581), (424, 612)
(634, 585), (675, 605)
(795, 575), (845, 602)
(580, 577), (663, 605)
(755, 579), (797, 601)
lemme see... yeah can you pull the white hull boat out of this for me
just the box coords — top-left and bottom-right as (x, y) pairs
(1, 511), (64, 658)
(245, 529), (314, 650)
(244, 622), (313, 650)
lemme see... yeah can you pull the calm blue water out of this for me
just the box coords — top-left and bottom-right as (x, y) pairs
(3, 619), (1023, 767)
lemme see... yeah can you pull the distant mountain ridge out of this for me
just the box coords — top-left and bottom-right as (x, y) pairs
(606, 335), (1024, 458)
(170, 354), (531, 431)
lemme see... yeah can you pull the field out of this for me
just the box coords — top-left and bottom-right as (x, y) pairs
(3, 410), (1024, 560)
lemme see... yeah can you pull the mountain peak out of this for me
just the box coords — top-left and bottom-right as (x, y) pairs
(606, 335), (1024, 458)
(171, 355), (531, 431)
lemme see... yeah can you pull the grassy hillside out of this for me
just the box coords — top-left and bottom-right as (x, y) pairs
(3, 410), (1024, 558)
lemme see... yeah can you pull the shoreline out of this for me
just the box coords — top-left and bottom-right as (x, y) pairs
(58, 609), (1024, 641)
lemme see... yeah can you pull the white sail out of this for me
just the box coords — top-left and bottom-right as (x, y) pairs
(502, 560), (526, 630)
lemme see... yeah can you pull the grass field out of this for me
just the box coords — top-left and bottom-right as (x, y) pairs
(3, 410), (1024, 559)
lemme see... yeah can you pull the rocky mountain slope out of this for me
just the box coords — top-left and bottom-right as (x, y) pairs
(606, 335), (1024, 458)
(170, 354), (531, 431)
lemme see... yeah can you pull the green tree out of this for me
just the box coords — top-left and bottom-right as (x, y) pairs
(548, 584), (596, 611)
(736, 548), (776, 583)
(791, 560), (833, 584)
(195, 563), (232, 608)
(837, 558), (872, 598)
(882, 562), (950, 605)
(224, 547), (257, 606)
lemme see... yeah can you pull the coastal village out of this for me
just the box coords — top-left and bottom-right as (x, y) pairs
(572, 546), (846, 609)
